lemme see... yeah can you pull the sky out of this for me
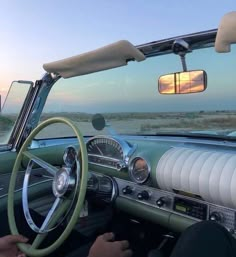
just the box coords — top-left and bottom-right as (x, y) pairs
(0, 0), (235, 104)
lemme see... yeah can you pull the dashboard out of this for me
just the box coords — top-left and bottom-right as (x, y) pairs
(83, 135), (236, 234)
(2, 134), (236, 235)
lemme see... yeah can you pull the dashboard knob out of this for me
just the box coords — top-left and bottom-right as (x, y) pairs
(116, 161), (127, 171)
(209, 212), (223, 222)
(122, 186), (133, 195)
(156, 197), (166, 207)
(137, 190), (150, 200)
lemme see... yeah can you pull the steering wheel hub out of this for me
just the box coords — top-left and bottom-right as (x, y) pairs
(53, 167), (75, 198)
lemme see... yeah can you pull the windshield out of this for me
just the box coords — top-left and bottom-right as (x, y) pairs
(38, 43), (236, 139)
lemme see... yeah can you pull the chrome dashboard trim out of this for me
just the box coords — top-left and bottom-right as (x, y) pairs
(128, 156), (151, 184)
(88, 154), (125, 171)
(115, 178), (236, 232)
(87, 135), (135, 170)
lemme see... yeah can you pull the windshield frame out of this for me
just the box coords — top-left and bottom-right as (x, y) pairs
(16, 29), (231, 149)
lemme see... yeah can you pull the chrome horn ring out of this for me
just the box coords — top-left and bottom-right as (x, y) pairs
(22, 158), (80, 234)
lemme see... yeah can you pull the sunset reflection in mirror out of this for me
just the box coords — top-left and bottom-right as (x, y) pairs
(158, 70), (207, 94)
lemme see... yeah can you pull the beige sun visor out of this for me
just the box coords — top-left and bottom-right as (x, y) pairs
(43, 40), (145, 78)
(215, 11), (236, 52)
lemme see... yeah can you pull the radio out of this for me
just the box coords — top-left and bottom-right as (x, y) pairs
(173, 197), (207, 220)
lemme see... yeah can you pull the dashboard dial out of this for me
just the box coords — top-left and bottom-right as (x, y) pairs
(63, 146), (78, 167)
(86, 137), (126, 169)
(129, 157), (150, 184)
(87, 137), (123, 160)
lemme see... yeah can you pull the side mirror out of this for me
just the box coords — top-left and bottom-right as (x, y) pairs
(1, 80), (33, 112)
(158, 70), (207, 94)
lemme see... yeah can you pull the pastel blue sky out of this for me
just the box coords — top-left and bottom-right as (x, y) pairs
(0, 1), (235, 104)
(41, 43), (236, 113)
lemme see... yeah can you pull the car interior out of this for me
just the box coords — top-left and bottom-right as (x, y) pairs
(1, 11), (236, 257)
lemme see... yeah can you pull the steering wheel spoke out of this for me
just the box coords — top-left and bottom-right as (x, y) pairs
(40, 197), (62, 232)
(23, 151), (58, 176)
(31, 199), (71, 249)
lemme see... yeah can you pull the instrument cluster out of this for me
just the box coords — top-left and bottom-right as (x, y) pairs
(86, 136), (150, 184)
(86, 136), (133, 171)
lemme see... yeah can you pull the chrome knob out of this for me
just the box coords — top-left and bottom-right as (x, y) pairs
(209, 212), (223, 222)
(137, 190), (149, 200)
(156, 197), (166, 208)
(122, 186), (133, 195)
(116, 161), (127, 171)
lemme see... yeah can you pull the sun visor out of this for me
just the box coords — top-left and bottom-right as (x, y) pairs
(215, 11), (236, 53)
(43, 40), (146, 78)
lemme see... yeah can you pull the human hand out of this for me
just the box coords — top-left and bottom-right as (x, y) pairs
(88, 232), (133, 257)
(0, 235), (28, 257)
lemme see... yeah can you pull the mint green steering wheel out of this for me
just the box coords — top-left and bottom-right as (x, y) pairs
(8, 117), (88, 257)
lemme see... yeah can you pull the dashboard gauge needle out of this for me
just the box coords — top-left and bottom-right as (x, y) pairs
(95, 145), (103, 155)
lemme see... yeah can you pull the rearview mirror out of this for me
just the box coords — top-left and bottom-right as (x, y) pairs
(158, 70), (207, 94)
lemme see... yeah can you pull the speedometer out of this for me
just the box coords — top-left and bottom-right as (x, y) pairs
(86, 136), (133, 170)
(87, 137), (123, 160)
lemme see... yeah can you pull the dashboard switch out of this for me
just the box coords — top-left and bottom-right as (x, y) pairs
(156, 197), (166, 208)
(122, 186), (133, 195)
(116, 161), (127, 171)
(209, 212), (223, 222)
(137, 190), (150, 200)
